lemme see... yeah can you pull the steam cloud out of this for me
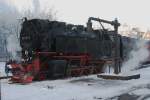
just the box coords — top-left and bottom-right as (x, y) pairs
(121, 39), (149, 73)
(0, 0), (55, 59)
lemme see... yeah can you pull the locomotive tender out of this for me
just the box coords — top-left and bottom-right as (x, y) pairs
(6, 17), (123, 83)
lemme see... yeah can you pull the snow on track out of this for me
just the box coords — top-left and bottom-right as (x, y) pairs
(1, 62), (150, 100)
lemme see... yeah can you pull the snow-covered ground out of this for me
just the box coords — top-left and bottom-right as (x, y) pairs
(1, 62), (150, 100)
(0, 62), (6, 76)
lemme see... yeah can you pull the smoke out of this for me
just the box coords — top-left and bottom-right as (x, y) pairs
(0, 0), (21, 59)
(7, 34), (21, 59)
(121, 39), (149, 73)
(17, 0), (56, 20)
(0, 0), (55, 59)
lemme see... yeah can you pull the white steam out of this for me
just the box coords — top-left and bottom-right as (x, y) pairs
(0, 0), (55, 59)
(122, 39), (149, 73)
(0, 0), (21, 59)
(7, 34), (21, 59)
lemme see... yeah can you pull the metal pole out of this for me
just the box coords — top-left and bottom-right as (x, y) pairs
(114, 18), (120, 74)
(114, 33), (119, 74)
(0, 72), (1, 100)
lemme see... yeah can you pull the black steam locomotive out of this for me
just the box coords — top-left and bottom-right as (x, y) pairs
(6, 17), (133, 83)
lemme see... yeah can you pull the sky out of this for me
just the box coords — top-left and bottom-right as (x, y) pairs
(1, 0), (150, 30)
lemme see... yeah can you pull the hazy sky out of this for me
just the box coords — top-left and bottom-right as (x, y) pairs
(2, 0), (150, 29)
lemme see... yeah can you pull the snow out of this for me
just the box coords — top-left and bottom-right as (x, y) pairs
(1, 62), (150, 100)
(131, 88), (150, 96)
(0, 62), (6, 76)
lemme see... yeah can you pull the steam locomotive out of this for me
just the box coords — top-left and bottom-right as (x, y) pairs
(6, 17), (134, 83)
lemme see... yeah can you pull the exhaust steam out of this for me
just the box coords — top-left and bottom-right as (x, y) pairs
(0, 0), (55, 60)
(121, 39), (149, 73)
